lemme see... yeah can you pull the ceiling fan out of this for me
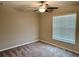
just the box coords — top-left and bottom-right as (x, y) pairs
(34, 1), (58, 13)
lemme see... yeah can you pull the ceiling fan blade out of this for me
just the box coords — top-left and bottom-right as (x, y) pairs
(47, 7), (58, 9)
(33, 9), (38, 12)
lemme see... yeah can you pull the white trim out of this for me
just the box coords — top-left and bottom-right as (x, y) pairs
(0, 40), (38, 52)
(40, 40), (79, 54)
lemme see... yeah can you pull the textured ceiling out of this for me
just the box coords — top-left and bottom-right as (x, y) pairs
(0, 1), (79, 11)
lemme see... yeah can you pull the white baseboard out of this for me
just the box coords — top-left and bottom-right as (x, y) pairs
(40, 40), (79, 54)
(0, 40), (38, 52)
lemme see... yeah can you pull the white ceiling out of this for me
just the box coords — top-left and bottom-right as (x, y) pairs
(0, 1), (79, 11)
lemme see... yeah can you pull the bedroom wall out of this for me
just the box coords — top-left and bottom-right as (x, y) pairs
(39, 4), (79, 54)
(0, 5), (39, 50)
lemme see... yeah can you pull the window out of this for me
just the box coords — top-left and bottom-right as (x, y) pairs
(52, 13), (77, 44)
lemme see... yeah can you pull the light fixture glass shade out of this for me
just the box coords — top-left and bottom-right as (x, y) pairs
(39, 8), (46, 12)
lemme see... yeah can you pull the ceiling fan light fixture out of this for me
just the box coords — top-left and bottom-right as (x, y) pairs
(39, 4), (46, 12)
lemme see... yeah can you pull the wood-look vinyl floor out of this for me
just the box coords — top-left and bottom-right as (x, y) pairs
(0, 41), (79, 57)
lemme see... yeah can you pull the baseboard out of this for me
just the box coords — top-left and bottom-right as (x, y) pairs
(0, 40), (38, 52)
(40, 40), (79, 54)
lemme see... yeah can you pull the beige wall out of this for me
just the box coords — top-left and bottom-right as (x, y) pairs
(0, 5), (39, 50)
(39, 4), (79, 53)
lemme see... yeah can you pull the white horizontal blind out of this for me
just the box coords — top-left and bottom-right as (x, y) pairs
(52, 13), (76, 44)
